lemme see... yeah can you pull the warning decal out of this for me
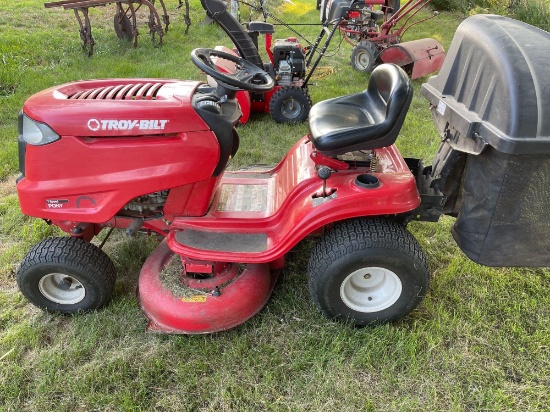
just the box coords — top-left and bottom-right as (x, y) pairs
(181, 295), (208, 303)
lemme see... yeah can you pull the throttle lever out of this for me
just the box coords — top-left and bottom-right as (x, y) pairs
(317, 166), (333, 197)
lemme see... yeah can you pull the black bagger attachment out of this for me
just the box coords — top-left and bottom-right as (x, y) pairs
(421, 15), (550, 267)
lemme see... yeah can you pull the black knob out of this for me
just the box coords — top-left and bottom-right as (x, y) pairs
(317, 166), (332, 180)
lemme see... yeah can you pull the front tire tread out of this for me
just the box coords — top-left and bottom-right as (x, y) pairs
(16, 237), (117, 314)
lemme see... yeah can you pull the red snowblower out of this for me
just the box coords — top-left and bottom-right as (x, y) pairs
(201, 0), (313, 124)
(14, 15), (550, 334)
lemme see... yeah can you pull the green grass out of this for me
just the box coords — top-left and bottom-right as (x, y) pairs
(1, 1), (549, 411)
(512, 0), (550, 31)
(431, 0), (550, 30)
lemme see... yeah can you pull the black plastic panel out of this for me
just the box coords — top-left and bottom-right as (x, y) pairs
(176, 230), (267, 253)
(421, 15), (550, 155)
(423, 16), (550, 267)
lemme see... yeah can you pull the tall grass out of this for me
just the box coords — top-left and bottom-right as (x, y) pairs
(431, 0), (550, 32)
(0, 54), (26, 97)
(513, 0), (550, 31)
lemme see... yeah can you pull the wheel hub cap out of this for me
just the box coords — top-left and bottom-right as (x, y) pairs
(39, 273), (85, 305)
(282, 97), (301, 119)
(356, 51), (371, 71)
(340, 267), (402, 312)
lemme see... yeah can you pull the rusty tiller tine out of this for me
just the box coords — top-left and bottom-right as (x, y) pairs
(156, 0), (170, 33)
(127, 1), (139, 48)
(143, 0), (164, 46)
(175, 0), (191, 34)
(73, 7), (94, 56)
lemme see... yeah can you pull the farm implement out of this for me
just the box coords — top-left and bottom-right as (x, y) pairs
(44, 0), (190, 56)
(318, 0), (445, 77)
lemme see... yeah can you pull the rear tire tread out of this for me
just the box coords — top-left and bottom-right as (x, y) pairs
(308, 218), (429, 322)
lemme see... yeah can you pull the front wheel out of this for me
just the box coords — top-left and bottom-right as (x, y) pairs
(16, 237), (117, 314)
(269, 86), (312, 124)
(308, 219), (430, 326)
(350, 41), (380, 73)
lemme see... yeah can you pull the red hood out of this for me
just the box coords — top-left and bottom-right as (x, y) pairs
(23, 79), (209, 137)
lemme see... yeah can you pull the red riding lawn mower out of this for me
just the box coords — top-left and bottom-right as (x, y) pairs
(319, 0), (445, 76)
(15, 15), (550, 334)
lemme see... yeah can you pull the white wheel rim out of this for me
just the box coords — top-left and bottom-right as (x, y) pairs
(355, 50), (371, 71)
(38, 273), (86, 305)
(340, 267), (402, 312)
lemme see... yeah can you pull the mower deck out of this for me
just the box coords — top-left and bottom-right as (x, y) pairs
(138, 240), (279, 334)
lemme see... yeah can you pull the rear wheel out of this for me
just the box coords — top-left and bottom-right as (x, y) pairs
(269, 86), (312, 124)
(350, 41), (380, 73)
(16, 237), (117, 314)
(308, 218), (430, 325)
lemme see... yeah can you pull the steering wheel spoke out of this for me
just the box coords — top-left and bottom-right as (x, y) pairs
(233, 67), (255, 83)
(191, 48), (274, 92)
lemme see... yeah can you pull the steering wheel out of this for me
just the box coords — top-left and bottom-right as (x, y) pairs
(191, 48), (274, 92)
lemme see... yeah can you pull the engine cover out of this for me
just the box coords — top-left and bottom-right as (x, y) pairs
(23, 79), (209, 137)
(17, 79), (223, 223)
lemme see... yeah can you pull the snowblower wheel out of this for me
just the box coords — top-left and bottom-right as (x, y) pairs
(114, 11), (134, 41)
(350, 41), (380, 73)
(16, 237), (117, 314)
(269, 87), (312, 124)
(308, 218), (430, 326)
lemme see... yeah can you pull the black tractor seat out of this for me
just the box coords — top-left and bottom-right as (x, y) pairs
(308, 64), (413, 156)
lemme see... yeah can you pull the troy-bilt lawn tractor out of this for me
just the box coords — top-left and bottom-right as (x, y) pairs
(319, 0), (445, 77)
(15, 15), (550, 334)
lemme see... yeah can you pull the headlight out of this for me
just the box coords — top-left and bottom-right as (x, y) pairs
(21, 113), (60, 145)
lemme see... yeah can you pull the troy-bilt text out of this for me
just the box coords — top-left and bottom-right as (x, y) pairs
(87, 119), (169, 131)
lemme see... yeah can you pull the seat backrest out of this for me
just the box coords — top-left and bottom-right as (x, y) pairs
(308, 64), (413, 156)
(366, 63), (413, 136)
